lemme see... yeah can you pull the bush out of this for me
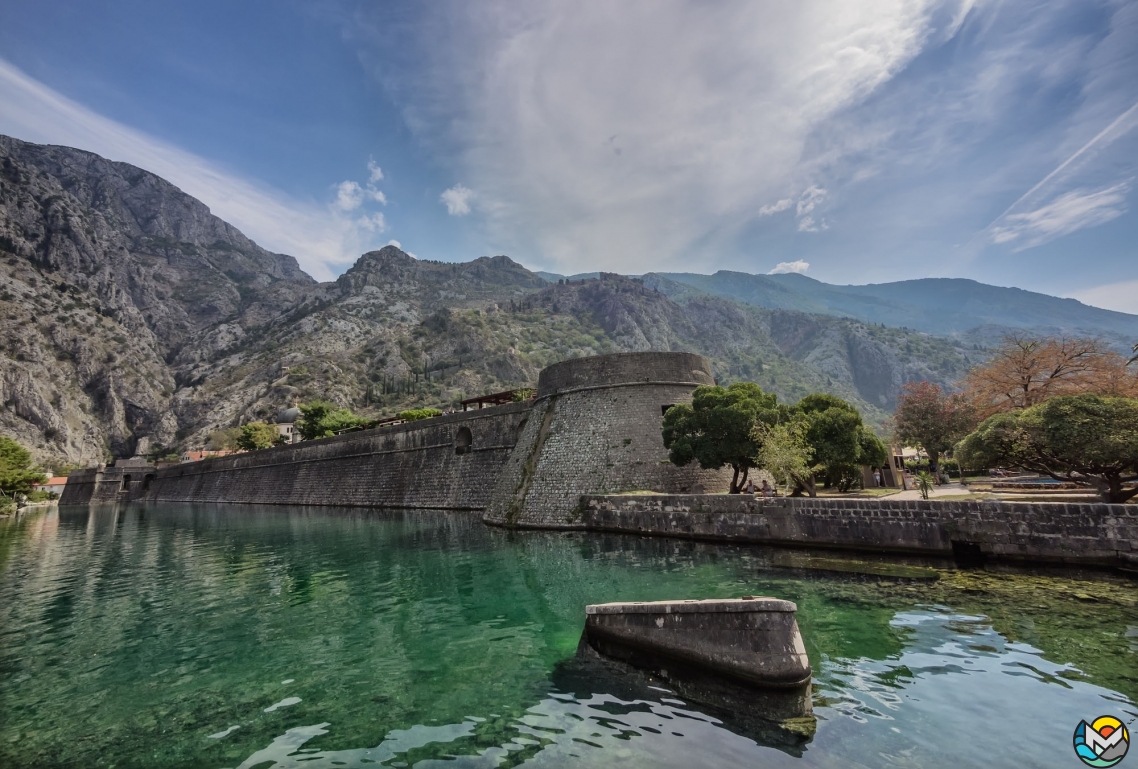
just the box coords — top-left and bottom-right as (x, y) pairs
(398, 408), (443, 421)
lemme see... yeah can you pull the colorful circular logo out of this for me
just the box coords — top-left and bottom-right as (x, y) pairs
(1074, 716), (1130, 767)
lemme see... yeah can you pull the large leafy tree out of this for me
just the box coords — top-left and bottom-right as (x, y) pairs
(893, 381), (975, 473)
(955, 394), (1138, 503)
(962, 335), (1137, 418)
(236, 422), (283, 451)
(0, 435), (48, 496)
(662, 382), (780, 493)
(791, 394), (885, 494)
(296, 401), (367, 441)
(753, 419), (813, 494)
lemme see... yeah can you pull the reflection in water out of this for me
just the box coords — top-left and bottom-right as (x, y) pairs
(0, 504), (1134, 768)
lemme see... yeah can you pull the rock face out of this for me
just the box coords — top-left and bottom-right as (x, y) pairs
(1, 136), (980, 467)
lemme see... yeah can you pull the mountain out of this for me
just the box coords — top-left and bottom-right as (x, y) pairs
(1, 136), (981, 466)
(648, 271), (1138, 344)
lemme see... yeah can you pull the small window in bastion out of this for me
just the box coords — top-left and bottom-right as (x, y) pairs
(121, 474), (132, 491)
(455, 426), (473, 455)
(661, 404), (676, 416)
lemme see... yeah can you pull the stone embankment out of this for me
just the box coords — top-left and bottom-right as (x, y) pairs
(578, 494), (1138, 569)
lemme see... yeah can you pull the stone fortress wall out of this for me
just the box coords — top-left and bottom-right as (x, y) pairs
(61, 351), (730, 512)
(483, 352), (732, 527)
(58, 461), (155, 506)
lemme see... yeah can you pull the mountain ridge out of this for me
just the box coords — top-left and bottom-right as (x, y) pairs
(1, 136), (984, 465)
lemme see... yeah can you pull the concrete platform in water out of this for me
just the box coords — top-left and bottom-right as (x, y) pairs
(583, 597), (811, 689)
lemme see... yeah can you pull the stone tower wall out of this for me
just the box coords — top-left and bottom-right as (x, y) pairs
(483, 352), (732, 528)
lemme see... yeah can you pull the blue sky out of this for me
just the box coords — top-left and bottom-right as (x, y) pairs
(0, 0), (1135, 313)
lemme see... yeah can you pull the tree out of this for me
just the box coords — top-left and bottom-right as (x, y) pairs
(662, 382), (780, 493)
(790, 394), (884, 494)
(955, 394), (1138, 503)
(296, 401), (367, 440)
(236, 422), (283, 451)
(753, 419), (813, 494)
(207, 427), (243, 451)
(893, 382), (975, 473)
(962, 335), (1137, 419)
(0, 435), (47, 496)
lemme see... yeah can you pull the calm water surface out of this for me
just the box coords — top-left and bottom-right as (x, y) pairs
(1, 505), (1135, 768)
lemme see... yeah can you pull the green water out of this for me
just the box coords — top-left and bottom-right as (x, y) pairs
(1, 505), (1135, 768)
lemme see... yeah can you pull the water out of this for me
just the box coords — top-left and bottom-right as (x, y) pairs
(1, 505), (1135, 768)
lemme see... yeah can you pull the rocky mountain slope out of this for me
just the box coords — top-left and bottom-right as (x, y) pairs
(1, 136), (981, 466)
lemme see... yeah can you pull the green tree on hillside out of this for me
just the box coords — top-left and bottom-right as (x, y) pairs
(296, 401), (367, 440)
(662, 382), (781, 493)
(955, 394), (1138, 503)
(236, 422), (283, 451)
(0, 435), (47, 496)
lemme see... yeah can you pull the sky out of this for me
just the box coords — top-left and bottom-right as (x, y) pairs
(0, 1), (1136, 313)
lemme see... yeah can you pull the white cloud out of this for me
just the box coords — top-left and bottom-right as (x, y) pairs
(367, 157), (384, 183)
(379, 0), (966, 273)
(0, 58), (386, 281)
(357, 212), (387, 233)
(387, 239), (402, 248)
(796, 186), (826, 217)
(336, 180), (365, 211)
(368, 187), (387, 205)
(1069, 279), (1138, 315)
(798, 216), (830, 233)
(989, 182), (1130, 250)
(758, 198), (792, 216)
(769, 260), (810, 275)
(440, 184), (474, 215)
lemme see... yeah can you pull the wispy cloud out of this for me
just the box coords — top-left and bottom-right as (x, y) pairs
(367, 157), (384, 183)
(0, 58), (383, 281)
(440, 184), (474, 215)
(990, 182), (1130, 249)
(769, 260), (810, 275)
(758, 198), (792, 216)
(374, 0), (970, 274)
(980, 98), (1138, 252)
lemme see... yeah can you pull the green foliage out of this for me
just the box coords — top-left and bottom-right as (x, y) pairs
(207, 427), (243, 451)
(955, 394), (1138, 503)
(790, 394), (882, 493)
(662, 382), (781, 492)
(0, 435), (47, 496)
(915, 471), (935, 500)
(397, 408), (443, 421)
(236, 422), (282, 451)
(510, 388), (536, 402)
(753, 419), (812, 494)
(296, 401), (367, 440)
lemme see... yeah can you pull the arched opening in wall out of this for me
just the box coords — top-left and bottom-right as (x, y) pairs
(455, 426), (473, 455)
(141, 473), (155, 492)
(514, 418), (528, 443)
(120, 474), (132, 491)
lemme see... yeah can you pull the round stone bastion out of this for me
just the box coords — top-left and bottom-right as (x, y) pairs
(483, 351), (732, 528)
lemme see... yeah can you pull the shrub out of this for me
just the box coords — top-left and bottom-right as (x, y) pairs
(398, 408), (443, 421)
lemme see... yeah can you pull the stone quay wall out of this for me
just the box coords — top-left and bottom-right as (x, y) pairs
(483, 352), (732, 528)
(132, 402), (531, 509)
(578, 494), (1138, 568)
(59, 464), (156, 505)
